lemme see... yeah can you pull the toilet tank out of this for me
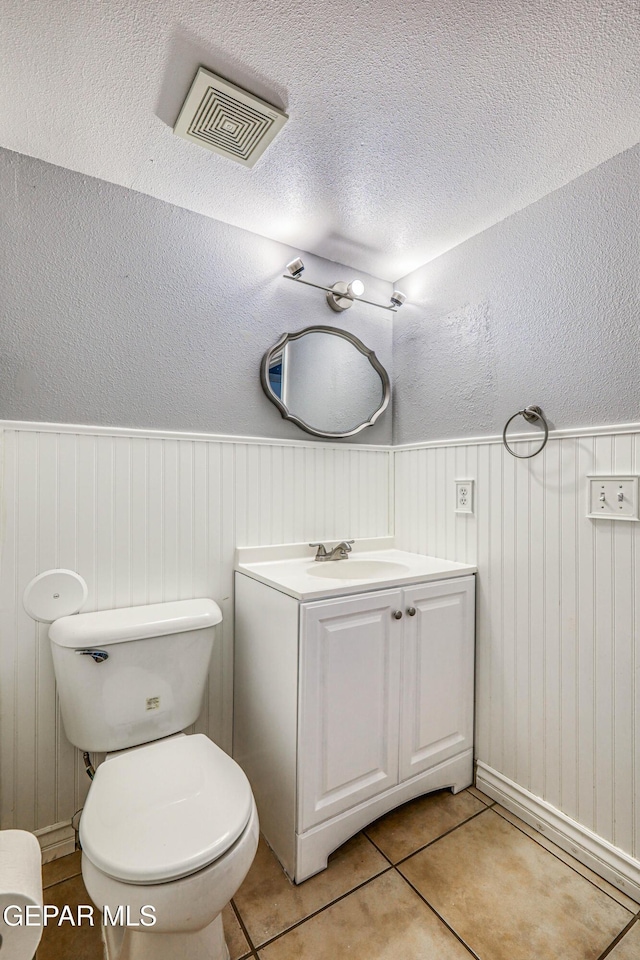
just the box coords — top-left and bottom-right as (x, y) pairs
(49, 599), (222, 752)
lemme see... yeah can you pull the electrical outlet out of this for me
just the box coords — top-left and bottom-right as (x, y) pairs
(455, 480), (474, 514)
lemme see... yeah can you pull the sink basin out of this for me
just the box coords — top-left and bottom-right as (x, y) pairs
(307, 559), (411, 580)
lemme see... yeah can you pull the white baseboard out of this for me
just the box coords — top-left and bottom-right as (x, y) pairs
(476, 762), (640, 902)
(34, 820), (76, 863)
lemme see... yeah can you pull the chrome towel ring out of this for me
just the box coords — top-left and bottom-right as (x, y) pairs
(502, 405), (549, 459)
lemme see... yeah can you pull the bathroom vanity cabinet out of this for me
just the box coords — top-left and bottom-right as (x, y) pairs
(234, 567), (475, 883)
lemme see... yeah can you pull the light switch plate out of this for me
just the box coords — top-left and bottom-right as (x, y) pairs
(587, 476), (639, 521)
(455, 480), (474, 514)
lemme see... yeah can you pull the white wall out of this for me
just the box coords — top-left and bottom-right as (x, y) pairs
(395, 425), (640, 860)
(0, 423), (391, 834)
(5, 412), (640, 873)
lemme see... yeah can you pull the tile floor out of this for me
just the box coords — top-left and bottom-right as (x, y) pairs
(37, 785), (640, 960)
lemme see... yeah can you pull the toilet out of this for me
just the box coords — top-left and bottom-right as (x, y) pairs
(49, 599), (258, 960)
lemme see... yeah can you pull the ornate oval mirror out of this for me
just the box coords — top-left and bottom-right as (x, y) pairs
(260, 326), (390, 439)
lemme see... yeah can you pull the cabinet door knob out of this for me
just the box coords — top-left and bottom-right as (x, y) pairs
(407, 607), (416, 616)
(392, 610), (403, 620)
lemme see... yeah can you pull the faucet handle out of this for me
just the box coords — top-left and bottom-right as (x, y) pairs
(309, 542), (328, 557)
(333, 540), (354, 557)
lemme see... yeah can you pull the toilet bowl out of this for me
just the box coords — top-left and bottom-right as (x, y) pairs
(80, 734), (258, 960)
(47, 599), (259, 960)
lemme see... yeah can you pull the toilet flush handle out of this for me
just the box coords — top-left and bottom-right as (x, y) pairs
(75, 649), (109, 663)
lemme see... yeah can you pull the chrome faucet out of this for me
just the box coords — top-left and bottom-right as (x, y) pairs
(309, 540), (355, 562)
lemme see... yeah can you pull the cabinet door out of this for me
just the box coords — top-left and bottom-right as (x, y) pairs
(399, 577), (475, 781)
(299, 590), (403, 831)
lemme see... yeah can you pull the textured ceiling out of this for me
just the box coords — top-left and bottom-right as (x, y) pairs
(1, 0), (639, 281)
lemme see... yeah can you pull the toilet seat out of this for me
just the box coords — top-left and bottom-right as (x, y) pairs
(79, 734), (253, 884)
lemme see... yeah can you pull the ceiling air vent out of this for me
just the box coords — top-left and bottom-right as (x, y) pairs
(173, 67), (288, 168)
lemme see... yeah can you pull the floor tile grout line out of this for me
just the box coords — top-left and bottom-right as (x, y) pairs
(362, 830), (396, 866)
(595, 914), (639, 960)
(361, 788), (494, 864)
(394, 866), (483, 960)
(468, 788), (496, 808)
(238, 805), (490, 953)
(490, 806), (640, 913)
(232, 898), (259, 957)
(42, 871), (83, 891)
(242, 816), (455, 950)
(244, 864), (395, 951)
(393, 805), (492, 868)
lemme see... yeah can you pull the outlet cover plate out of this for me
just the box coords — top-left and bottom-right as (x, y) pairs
(455, 479), (475, 514)
(587, 476), (639, 521)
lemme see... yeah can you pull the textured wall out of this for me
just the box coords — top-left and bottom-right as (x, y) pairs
(0, 148), (393, 444)
(392, 144), (640, 445)
(0, 423), (391, 833)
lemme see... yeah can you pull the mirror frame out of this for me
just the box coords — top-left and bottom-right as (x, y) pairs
(260, 325), (391, 439)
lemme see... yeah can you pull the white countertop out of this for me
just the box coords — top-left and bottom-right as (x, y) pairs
(235, 538), (476, 601)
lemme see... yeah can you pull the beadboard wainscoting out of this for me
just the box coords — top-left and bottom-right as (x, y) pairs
(394, 426), (640, 879)
(0, 423), (392, 840)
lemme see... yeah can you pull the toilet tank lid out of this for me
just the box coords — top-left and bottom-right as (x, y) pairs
(49, 599), (222, 648)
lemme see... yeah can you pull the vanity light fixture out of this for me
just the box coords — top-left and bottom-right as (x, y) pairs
(282, 259), (406, 314)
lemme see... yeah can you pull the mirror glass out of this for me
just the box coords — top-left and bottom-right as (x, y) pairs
(261, 326), (390, 438)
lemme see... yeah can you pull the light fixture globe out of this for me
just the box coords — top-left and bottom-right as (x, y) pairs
(326, 278), (365, 312)
(390, 289), (406, 307)
(286, 258), (305, 278)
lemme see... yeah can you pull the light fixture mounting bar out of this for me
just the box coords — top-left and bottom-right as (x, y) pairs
(282, 275), (397, 313)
